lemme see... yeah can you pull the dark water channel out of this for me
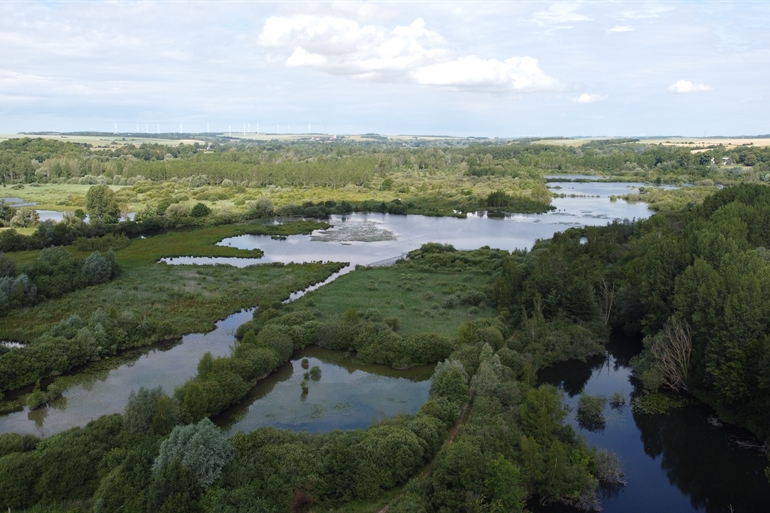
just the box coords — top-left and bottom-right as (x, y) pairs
(538, 339), (770, 513)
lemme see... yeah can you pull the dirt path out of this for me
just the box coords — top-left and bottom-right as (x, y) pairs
(376, 400), (474, 513)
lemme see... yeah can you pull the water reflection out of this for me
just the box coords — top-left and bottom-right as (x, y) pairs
(216, 347), (434, 434)
(538, 338), (770, 513)
(0, 309), (253, 436)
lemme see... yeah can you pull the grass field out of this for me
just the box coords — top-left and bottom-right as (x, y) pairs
(0, 133), (205, 148)
(287, 265), (497, 339)
(0, 183), (124, 211)
(1, 220), (336, 341)
(3, 220), (329, 268)
(642, 137), (770, 149)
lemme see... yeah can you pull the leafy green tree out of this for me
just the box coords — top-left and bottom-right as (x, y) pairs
(10, 207), (39, 228)
(86, 184), (120, 222)
(124, 386), (179, 436)
(153, 418), (232, 488)
(429, 359), (469, 405)
(82, 251), (112, 285)
(190, 202), (211, 218)
(247, 197), (274, 218)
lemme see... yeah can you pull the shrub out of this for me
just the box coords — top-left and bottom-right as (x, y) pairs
(577, 394), (607, 432)
(429, 360), (469, 405)
(153, 418), (233, 488)
(190, 202), (211, 218)
(82, 251), (112, 285)
(124, 386), (180, 436)
(247, 197), (274, 218)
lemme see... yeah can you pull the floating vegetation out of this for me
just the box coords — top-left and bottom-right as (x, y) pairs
(631, 392), (688, 415)
(311, 221), (397, 242)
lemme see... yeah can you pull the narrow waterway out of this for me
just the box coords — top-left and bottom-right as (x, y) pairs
(538, 339), (770, 513)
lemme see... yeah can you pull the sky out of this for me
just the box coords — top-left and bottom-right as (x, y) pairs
(1, 0), (769, 137)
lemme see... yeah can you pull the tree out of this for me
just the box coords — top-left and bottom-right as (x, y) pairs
(190, 202), (211, 218)
(10, 208), (39, 228)
(123, 386), (179, 436)
(86, 185), (120, 222)
(649, 317), (692, 391)
(247, 196), (274, 218)
(82, 251), (112, 285)
(153, 418), (233, 488)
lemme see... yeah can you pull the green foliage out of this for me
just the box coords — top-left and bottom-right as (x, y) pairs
(86, 185), (120, 223)
(576, 394), (607, 432)
(190, 202), (211, 218)
(429, 359), (469, 405)
(75, 233), (130, 252)
(630, 393), (688, 415)
(153, 419), (233, 489)
(0, 432), (38, 458)
(124, 386), (180, 436)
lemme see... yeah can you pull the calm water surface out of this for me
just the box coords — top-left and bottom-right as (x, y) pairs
(538, 339), (770, 513)
(215, 347), (434, 434)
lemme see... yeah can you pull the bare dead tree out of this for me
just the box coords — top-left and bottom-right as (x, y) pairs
(650, 317), (692, 391)
(596, 278), (616, 326)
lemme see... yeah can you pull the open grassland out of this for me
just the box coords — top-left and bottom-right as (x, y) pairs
(0, 183), (123, 211)
(2, 173), (552, 218)
(0, 133), (205, 148)
(3, 220), (329, 268)
(0, 261), (346, 342)
(289, 265), (497, 339)
(642, 137), (770, 149)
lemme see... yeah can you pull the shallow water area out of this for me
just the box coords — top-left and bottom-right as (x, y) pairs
(215, 183), (655, 267)
(215, 347), (434, 434)
(537, 340), (770, 513)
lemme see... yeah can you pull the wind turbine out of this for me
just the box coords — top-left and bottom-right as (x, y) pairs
(114, 123), (117, 135)
(229, 126), (232, 137)
(180, 124), (183, 134)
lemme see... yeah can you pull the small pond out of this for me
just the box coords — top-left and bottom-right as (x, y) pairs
(537, 339), (770, 513)
(215, 347), (434, 434)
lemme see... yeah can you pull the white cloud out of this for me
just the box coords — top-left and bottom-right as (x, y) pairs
(414, 56), (559, 92)
(621, 4), (675, 19)
(575, 93), (606, 103)
(261, 16), (446, 79)
(667, 80), (713, 93)
(260, 15), (559, 92)
(609, 26), (633, 33)
(533, 3), (591, 26)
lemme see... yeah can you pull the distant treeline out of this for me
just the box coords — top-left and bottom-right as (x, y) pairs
(2, 137), (770, 186)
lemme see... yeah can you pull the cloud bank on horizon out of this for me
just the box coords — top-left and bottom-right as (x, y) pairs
(0, 1), (768, 136)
